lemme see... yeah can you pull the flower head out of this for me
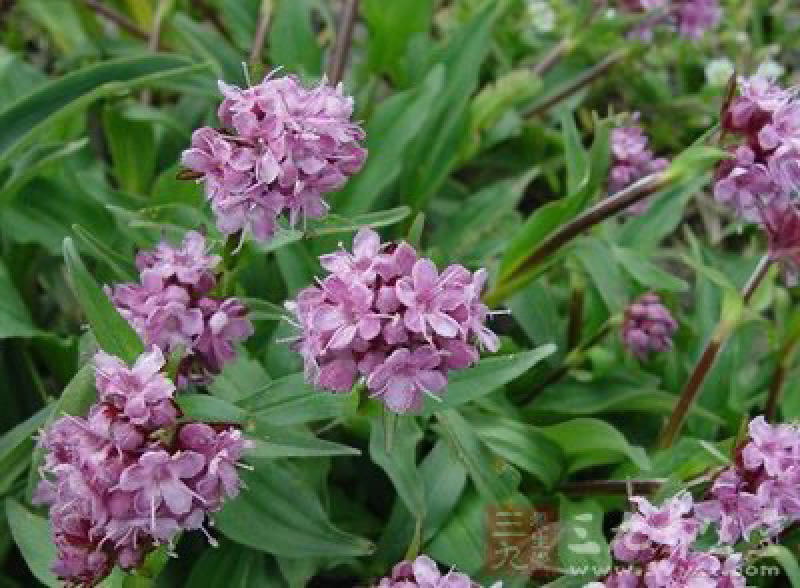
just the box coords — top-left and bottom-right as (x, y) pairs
(181, 74), (367, 243)
(35, 347), (251, 586)
(609, 119), (669, 214)
(375, 555), (473, 588)
(621, 293), (678, 358)
(286, 228), (499, 414)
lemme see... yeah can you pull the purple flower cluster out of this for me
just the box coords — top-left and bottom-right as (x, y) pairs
(107, 231), (253, 381)
(285, 228), (499, 414)
(620, 0), (720, 40)
(593, 416), (800, 587)
(596, 493), (745, 588)
(34, 347), (251, 586)
(609, 119), (669, 214)
(621, 293), (678, 359)
(716, 73), (800, 283)
(375, 555), (486, 588)
(180, 74), (367, 243)
(716, 75), (800, 221)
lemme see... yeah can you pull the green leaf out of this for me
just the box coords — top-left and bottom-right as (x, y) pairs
(214, 460), (374, 557)
(431, 171), (536, 265)
(0, 54), (198, 167)
(335, 67), (445, 215)
(0, 258), (42, 338)
(170, 14), (244, 84)
(363, 0), (432, 80)
(571, 237), (628, 313)
(611, 245), (688, 292)
(758, 545), (800, 587)
(72, 224), (137, 282)
(435, 410), (519, 502)
(186, 541), (281, 588)
(402, 1), (499, 214)
(557, 497), (610, 581)
(177, 394), (248, 424)
(421, 345), (556, 414)
(238, 372), (350, 426)
(617, 175), (708, 250)
(529, 374), (723, 424)
(210, 353), (272, 404)
(102, 105), (156, 196)
(63, 237), (144, 363)
(562, 110), (589, 195)
(466, 413), (565, 488)
(256, 206), (412, 254)
(0, 405), (52, 466)
(247, 419), (360, 458)
(375, 439), (468, 565)
(268, 0), (322, 76)
(6, 498), (58, 588)
(535, 418), (651, 472)
(369, 414), (425, 518)
(497, 116), (611, 284)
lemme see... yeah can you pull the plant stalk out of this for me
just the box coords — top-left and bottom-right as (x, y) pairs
(659, 255), (772, 448)
(250, 0), (273, 64)
(483, 171), (671, 307)
(327, 0), (359, 84)
(765, 339), (798, 421)
(525, 50), (626, 119)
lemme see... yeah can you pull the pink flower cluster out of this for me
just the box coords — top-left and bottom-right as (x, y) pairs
(609, 118), (669, 214)
(33, 347), (251, 586)
(180, 74), (367, 243)
(376, 555), (488, 588)
(107, 231), (253, 381)
(621, 293), (678, 358)
(593, 416), (800, 587)
(716, 73), (800, 283)
(596, 493), (745, 588)
(285, 228), (499, 414)
(620, 0), (720, 40)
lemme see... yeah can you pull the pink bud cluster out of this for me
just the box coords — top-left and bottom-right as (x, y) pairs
(609, 118), (669, 214)
(621, 293), (678, 359)
(34, 347), (251, 586)
(620, 0), (720, 40)
(716, 73), (800, 283)
(375, 555), (480, 588)
(285, 228), (499, 414)
(107, 231), (253, 382)
(180, 74), (367, 243)
(592, 416), (800, 587)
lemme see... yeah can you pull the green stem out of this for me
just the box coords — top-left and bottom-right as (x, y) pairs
(484, 171), (671, 307)
(766, 338), (798, 422)
(659, 255), (772, 449)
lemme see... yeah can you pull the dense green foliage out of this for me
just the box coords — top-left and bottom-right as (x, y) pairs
(1, 0), (799, 586)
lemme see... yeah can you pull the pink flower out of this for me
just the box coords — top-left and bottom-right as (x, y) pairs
(762, 202), (800, 286)
(182, 74), (367, 244)
(94, 347), (177, 430)
(286, 228), (499, 414)
(621, 293), (678, 359)
(713, 146), (785, 222)
(177, 423), (253, 509)
(676, 0), (720, 40)
(194, 297), (254, 373)
(396, 259), (461, 339)
(375, 555), (473, 588)
(367, 347), (447, 413)
(118, 450), (206, 519)
(608, 120), (669, 214)
(741, 416), (798, 476)
(135, 230), (220, 294)
(611, 493), (698, 563)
